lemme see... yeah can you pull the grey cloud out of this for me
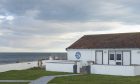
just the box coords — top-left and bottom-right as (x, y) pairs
(0, 0), (94, 21)
(0, 0), (140, 51)
(0, 13), (113, 37)
(0, 0), (140, 23)
(0, 15), (114, 50)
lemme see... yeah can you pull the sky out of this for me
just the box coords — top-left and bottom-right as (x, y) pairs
(0, 0), (140, 52)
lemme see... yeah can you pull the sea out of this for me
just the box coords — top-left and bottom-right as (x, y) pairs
(0, 52), (67, 64)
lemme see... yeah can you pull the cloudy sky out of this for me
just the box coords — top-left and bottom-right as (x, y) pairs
(0, 0), (140, 52)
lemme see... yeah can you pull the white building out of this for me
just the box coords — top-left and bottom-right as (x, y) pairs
(66, 32), (140, 76)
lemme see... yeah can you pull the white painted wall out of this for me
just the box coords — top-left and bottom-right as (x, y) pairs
(67, 49), (95, 66)
(123, 51), (131, 65)
(134, 66), (140, 75)
(91, 65), (140, 76)
(67, 48), (140, 65)
(46, 62), (74, 73)
(103, 50), (108, 64)
(91, 65), (135, 76)
(131, 50), (140, 65)
(96, 51), (103, 64)
(67, 49), (110, 65)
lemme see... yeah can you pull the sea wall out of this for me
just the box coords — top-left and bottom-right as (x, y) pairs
(0, 60), (47, 72)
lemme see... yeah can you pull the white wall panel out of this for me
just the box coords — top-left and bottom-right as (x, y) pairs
(123, 51), (130, 65)
(131, 50), (140, 65)
(67, 49), (140, 65)
(91, 65), (135, 76)
(103, 50), (108, 64)
(67, 49), (94, 65)
(46, 63), (74, 73)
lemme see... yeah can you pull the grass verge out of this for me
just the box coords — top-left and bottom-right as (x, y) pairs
(49, 74), (140, 84)
(0, 67), (71, 80)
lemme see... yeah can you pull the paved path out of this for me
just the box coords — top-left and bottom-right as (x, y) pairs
(29, 74), (80, 84)
(0, 74), (80, 84)
(0, 80), (31, 82)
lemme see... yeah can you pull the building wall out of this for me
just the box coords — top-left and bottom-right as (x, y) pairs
(134, 66), (140, 75)
(91, 65), (140, 76)
(131, 50), (140, 65)
(67, 48), (140, 65)
(103, 50), (108, 64)
(46, 62), (74, 73)
(91, 65), (135, 76)
(67, 49), (95, 66)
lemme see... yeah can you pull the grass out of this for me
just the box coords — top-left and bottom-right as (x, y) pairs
(49, 74), (140, 84)
(0, 67), (71, 80)
(0, 82), (28, 84)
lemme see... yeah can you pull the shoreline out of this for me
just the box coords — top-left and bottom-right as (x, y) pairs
(0, 60), (47, 72)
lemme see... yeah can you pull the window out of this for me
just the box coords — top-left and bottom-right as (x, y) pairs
(116, 54), (121, 60)
(116, 62), (121, 65)
(110, 54), (114, 60)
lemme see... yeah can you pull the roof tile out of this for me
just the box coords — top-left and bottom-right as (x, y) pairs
(66, 32), (140, 49)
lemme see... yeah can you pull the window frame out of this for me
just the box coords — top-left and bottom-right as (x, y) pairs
(116, 54), (122, 60)
(109, 54), (115, 60)
(116, 62), (122, 65)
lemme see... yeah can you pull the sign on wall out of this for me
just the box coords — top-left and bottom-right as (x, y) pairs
(75, 52), (81, 59)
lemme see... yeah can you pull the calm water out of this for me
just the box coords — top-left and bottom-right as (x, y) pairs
(0, 52), (67, 64)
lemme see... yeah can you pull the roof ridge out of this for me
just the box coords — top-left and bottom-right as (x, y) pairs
(84, 32), (140, 36)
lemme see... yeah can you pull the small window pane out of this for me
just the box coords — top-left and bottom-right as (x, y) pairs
(110, 54), (114, 60)
(116, 62), (121, 65)
(116, 54), (121, 60)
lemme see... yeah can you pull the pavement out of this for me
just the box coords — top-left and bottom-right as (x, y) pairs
(0, 74), (80, 84)
(29, 74), (80, 84)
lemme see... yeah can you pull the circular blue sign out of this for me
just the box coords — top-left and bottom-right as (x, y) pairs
(75, 52), (81, 59)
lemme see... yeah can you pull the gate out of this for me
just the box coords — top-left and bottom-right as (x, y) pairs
(80, 65), (91, 74)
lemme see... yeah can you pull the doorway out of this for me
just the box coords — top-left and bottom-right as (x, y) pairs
(109, 50), (131, 65)
(95, 50), (103, 64)
(109, 51), (122, 65)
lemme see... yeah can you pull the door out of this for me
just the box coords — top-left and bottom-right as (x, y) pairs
(115, 51), (122, 65)
(96, 51), (103, 64)
(109, 51), (116, 65)
(109, 51), (122, 65)
(123, 51), (131, 65)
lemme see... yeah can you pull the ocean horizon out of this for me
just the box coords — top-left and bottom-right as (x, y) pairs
(0, 52), (67, 64)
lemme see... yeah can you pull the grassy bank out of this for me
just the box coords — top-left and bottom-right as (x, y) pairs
(0, 67), (71, 80)
(49, 74), (140, 84)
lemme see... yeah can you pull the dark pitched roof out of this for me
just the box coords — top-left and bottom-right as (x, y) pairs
(66, 32), (140, 49)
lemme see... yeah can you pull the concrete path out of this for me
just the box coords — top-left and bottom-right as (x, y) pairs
(29, 74), (80, 84)
(0, 74), (80, 84)
(0, 80), (31, 82)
